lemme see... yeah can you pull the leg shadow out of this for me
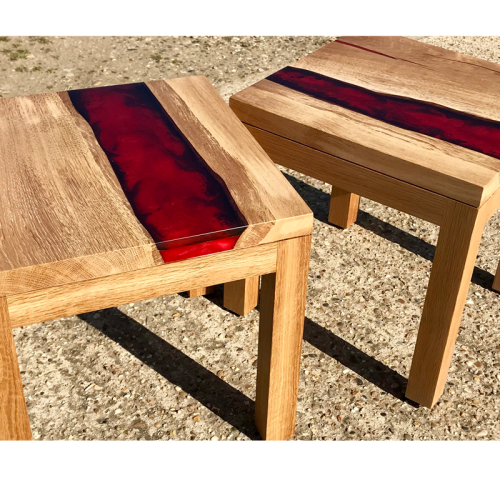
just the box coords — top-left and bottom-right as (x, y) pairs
(303, 317), (418, 407)
(79, 308), (260, 440)
(282, 173), (495, 290)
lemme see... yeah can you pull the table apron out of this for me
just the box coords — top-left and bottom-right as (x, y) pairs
(245, 124), (450, 226)
(7, 241), (279, 328)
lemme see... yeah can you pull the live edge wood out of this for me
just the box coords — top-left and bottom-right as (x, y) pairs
(256, 235), (311, 440)
(147, 77), (313, 249)
(0, 297), (32, 440)
(0, 77), (312, 297)
(230, 79), (500, 208)
(7, 243), (278, 329)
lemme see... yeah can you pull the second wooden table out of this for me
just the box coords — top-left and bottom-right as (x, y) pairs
(229, 36), (500, 408)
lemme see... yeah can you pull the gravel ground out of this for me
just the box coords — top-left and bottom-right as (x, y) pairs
(1, 35), (500, 441)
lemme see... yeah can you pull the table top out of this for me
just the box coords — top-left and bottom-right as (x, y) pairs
(230, 36), (500, 207)
(0, 76), (312, 295)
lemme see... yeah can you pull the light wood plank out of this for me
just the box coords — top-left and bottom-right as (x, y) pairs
(231, 80), (499, 207)
(406, 200), (485, 407)
(0, 92), (162, 294)
(244, 124), (447, 225)
(297, 38), (500, 123)
(7, 243), (278, 329)
(255, 235), (311, 440)
(223, 276), (260, 316)
(337, 36), (500, 76)
(147, 77), (313, 248)
(0, 297), (32, 440)
(188, 287), (214, 298)
(329, 186), (360, 229)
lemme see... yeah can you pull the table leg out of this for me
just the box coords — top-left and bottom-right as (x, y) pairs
(188, 286), (214, 298)
(223, 276), (259, 316)
(406, 200), (485, 407)
(0, 296), (32, 440)
(492, 262), (500, 292)
(328, 186), (360, 229)
(255, 235), (311, 440)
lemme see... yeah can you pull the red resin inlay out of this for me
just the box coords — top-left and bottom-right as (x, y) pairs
(267, 66), (500, 160)
(69, 83), (245, 263)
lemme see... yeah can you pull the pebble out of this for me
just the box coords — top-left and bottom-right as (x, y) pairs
(476, 430), (488, 438)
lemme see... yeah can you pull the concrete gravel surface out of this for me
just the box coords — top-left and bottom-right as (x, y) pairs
(1, 35), (500, 441)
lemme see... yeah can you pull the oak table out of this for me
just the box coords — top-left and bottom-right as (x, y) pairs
(0, 76), (313, 440)
(229, 36), (500, 408)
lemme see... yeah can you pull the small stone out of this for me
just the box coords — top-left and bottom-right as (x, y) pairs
(403, 434), (412, 441)
(217, 370), (224, 377)
(175, 386), (182, 392)
(193, 416), (200, 422)
(477, 430), (488, 438)
(172, 313), (180, 318)
(155, 423), (162, 428)
(475, 362), (483, 369)
(211, 436), (219, 441)
(134, 422), (145, 428)
(337, 415), (342, 422)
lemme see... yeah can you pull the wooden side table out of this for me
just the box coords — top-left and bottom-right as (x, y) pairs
(229, 36), (500, 408)
(0, 76), (312, 440)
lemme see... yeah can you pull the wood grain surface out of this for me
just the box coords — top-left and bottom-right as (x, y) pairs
(0, 92), (162, 295)
(0, 297), (31, 440)
(329, 186), (360, 229)
(231, 79), (500, 207)
(230, 37), (500, 207)
(244, 124), (447, 225)
(0, 78), (312, 295)
(255, 235), (311, 440)
(147, 77), (313, 247)
(223, 276), (260, 316)
(299, 37), (500, 123)
(406, 200), (485, 407)
(7, 242), (278, 329)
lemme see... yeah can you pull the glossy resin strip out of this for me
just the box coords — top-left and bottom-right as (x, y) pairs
(267, 66), (500, 160)
(69, 83), (245, 263)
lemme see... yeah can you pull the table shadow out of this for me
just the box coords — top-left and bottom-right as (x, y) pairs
(79, 304), (420, 444)
(303, 318), (417, 407)
(78, 308), (261, 440)
(283, 173), (495, 290)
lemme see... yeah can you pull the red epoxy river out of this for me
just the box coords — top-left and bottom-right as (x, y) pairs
(267, 65), (500, 160)
(69, 83), (245, 263)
